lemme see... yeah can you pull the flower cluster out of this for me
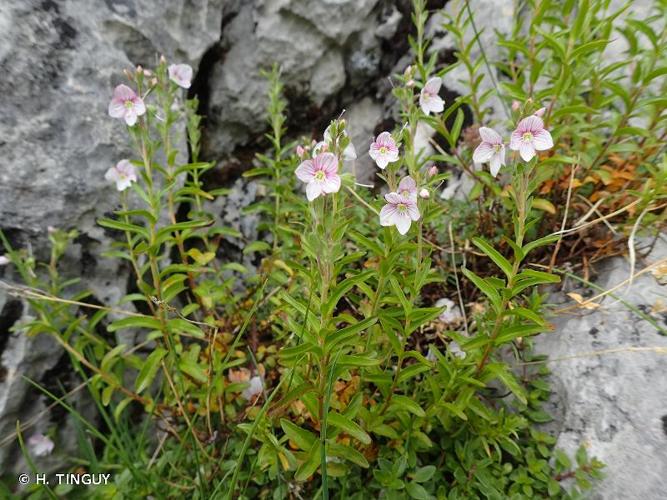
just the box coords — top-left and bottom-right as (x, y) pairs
(294, 73), (446, 235)
(473, 109), (553, 177)
(105, 61), (193, 190)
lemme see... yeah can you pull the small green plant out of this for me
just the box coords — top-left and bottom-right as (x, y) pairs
(7, 0), (667, 497)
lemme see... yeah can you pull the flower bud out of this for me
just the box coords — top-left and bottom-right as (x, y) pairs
(160, 55), (167, 64)
(296, 145), (305, 158)
(428, 165), (438, 178)
(0, 255), (10, 266)
(419, 188), (430, 199)
(534, 107), (546, 117)
(511, 100), (521, 111)
(136, 65), (143, 74)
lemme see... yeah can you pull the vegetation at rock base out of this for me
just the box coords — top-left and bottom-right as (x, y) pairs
(1, 0), (665, 498)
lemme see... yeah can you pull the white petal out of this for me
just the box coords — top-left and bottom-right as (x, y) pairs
(472, 142), (494, 163)
(479, 127), (502, 144)
(380, 204), (397, 226)
(424, 76), (442, 94)
(306, 182), (322, 201)
(322, 175), (341, 194)
(519, 142), (536, 162)
(395, 215), (411, 235)
(509, 131), (523, 150)
(532, 129), (553, 151)
(108, 100), (126, 118)
(489, 155), (502, 177)
(124, 110), (137, 126)
(295, 160), (315, 182)
(407, 203), (420, 221)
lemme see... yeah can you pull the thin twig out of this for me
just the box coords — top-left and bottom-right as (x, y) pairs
(549, 164), (577, 270)
(448, 221), (469, 335)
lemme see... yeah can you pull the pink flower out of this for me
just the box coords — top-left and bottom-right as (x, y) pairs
(397, 175), (417, 200)
(108, 84), (146, 126)
(295, 152), (341, 201)
(242, 376), (263, 400)
(296, 145), (306, 158)
(380, 192), (420, 235)
(509, 115), (554, 162)
(534, 107), (546, 117)
(511, 100), (521, 111)
(428, 165), (438, 178)
(28, 433), (54, 457)
(105, 159), (138, 191)
(168, 64), (193, 89)
(369, 132), (399, 169)
(419, 77), (445, 115)
(473, 127), (506, 177)
(419, 188), (429, 199)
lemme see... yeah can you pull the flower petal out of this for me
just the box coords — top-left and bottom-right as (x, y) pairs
(407, 203), (420, 221)
(395, 214), (411, 235)
(124, 109), (138, 126)
(398, 176), (417, 194)
(295, 160), (315, 182)
(519, 141), (536, 162)
(108, 99), (126, 118)
(133, 97), (146, 116)
(472, 142), (495, 163)
(489, 155), (502, 177)
(306, 181), (322, 201)
(380, 203), (397, 226)
(424, 76), (442, 94)
(343, 142), (357, 161)
(518, 115), (544, 133)
(509, 130), (523, 150)
(532, 129), (553, 151)
(479, 127), (502, 144)
(112, 84), (136, 102)
(316, 152), (338, 174)
(104, 167), (119, 182)
(322, 174), (341, 194)
(384, 192), (402, 204)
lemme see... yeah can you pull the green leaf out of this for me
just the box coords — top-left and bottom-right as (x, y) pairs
(406, 482), (429, 499)
(522, 234), (560, 256)
(280, 419), (317, 451)
(390, 395), (425, 417)
(135, 347), (167, 393)
(108, 316), (162, 333)
(328, 412), (371, 444)
(327, 442), (369, 468)
(178, 359), (208, 384)
(494, 324), (545, 345)
(337, 354), (380, 367)
(243, 241), (271, 254)
(295, 441), (321, 481)
(98, 217), (149, 239)
(325, 317), (377, 352)
(571, 39), (609, 59)
(472, 237), (513, 279)
(484, 363), (526, 404)
(413, 465), (436, 483)
(100, 344), (128, 372)
(461, 268), (501, 311)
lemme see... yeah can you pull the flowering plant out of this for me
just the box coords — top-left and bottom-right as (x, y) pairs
(8, 0), (667, 497)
